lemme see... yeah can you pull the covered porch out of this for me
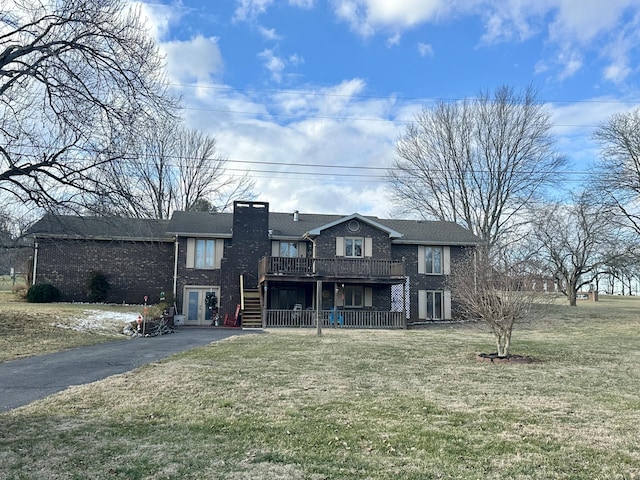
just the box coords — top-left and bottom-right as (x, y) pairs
(258, 257), (408, 329)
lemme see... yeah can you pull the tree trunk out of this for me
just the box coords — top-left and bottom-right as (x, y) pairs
(568, 279), (578, 306)
(496, 331), (511, 357)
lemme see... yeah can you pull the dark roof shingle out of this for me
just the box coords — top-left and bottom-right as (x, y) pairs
(30, 209), (480, 246)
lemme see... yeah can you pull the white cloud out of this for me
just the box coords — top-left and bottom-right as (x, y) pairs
(289, 0), (316, 8)
(234, 0), (315, 21)
(258, 49), (286, 82)
(133, 1), (181, 40)
(257, 49), (306, 83)
(162, 35), (224, 85)
(328, 0), (640, 86)
(289, 53), (305, 66)
(387, 32), (402, 46)
(331, 0), (447, 35)
(417, 42), (434, 57)
(604, 63), (632, 85)
(233, 0), (274, 21)
(548, 0), (631, 45)
(556, 49), (583, 80)
(176, 76), (408, 217)
(258, 26), (282, 41)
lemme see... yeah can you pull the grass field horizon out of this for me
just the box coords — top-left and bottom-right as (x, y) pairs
(1, 293), (639, 478)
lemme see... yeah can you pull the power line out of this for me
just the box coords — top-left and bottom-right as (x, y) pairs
(168, 82), (640, 106)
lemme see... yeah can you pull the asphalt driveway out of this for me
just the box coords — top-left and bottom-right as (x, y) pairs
(0, 328), (257, 412)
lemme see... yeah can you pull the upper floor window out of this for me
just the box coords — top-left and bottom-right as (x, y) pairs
(345, 237), (363, 257)
(279, 241), (299, 257)
(195, 239), (215, 269)
(425, 246), (442, 274)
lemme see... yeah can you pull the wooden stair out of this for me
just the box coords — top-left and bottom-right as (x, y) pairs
(241, 289), (262, 328)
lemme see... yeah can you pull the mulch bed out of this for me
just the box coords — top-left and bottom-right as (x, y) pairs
(476, 353), (536, 364)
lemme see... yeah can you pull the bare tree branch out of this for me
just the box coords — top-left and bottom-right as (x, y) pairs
(389, 85), (566, 253)
(95, 119), (257, 219)
(527, 192), (632, 306)
(0, 0), (177, 213)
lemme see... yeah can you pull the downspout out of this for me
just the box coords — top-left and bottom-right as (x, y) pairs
(32, 239), (38, 286)
(172, 235), (179, 306)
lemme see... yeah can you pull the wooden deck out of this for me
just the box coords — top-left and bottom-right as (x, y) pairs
(259, 256), (405, 280)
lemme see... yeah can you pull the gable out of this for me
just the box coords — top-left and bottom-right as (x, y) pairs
(304, 213), (403, 239)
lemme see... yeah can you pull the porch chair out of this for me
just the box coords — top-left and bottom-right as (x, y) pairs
(223, 304), (241, 327)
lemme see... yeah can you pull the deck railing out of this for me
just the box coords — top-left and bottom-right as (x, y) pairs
(265, 309), (405, 329)
(259, 257), (405, 278)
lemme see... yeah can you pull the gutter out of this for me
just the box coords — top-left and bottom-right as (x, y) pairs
(32, 239), (38, 286)
(173, 235), (179, 304)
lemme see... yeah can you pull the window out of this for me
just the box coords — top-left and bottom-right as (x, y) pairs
(345, 237), (363, 257)
(279, 241), (299, 257)
(419, 290), (442, 319)
(344, 286), (364, 307)
(426, 291), (442, 319)
(195, 239), (215, 269)
(425, 246), (442, 274)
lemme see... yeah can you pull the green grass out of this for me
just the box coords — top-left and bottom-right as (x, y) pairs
(1, 295), (640, 479)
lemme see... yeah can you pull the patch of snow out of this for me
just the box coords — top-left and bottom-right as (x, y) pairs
(52, 309), (140, 334)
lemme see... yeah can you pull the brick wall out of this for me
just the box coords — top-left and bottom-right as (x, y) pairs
(314, 220), (392, 259)
(392, 243), (471, 320)
(34, 238), (174, 304)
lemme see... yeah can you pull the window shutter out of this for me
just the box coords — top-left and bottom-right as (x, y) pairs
(336, 237), (345, 256)
(443, 246), (451, 275)
(364, 237), (373, 257)
(186, 238), (195, 268)
(364, 287), (373, 307)
(418, 290), (427, 319)
(215, 239), (224, 268)
(271, 241), (280, 257)
(443, 290), (452, 319)
(298, 241), (307, 257)
(417, 246), (425, 274)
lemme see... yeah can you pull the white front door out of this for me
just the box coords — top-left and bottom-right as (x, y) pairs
(183, 287), (220, 326)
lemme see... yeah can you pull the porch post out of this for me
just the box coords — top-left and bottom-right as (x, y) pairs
(402, 257), (407, 329)
(261, 281), (268, 328)
(316, 279), (322, 336)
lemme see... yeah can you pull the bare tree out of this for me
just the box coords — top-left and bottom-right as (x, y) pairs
(100, 120), (257, 219)
(593, 107), (640, 235)
(450, 248), (544, 357)
(528, 193), (631, 306)
(0, 0), (176, 212)
(390, 85), (566, 252)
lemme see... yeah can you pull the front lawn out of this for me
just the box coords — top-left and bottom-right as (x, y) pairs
(0, 290), (140, 361)
(1, 295), (639, 479)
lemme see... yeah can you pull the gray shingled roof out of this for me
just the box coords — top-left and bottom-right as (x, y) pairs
(29, 210), (480, 246)
(166, 211), (233, 236)
(168, 210), (479, 245)
(28, 214), (170, 240)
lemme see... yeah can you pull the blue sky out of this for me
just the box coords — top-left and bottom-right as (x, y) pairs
(138, 0), (640, 217)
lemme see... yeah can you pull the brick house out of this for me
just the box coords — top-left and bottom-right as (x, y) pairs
(28, 201), (479, 328)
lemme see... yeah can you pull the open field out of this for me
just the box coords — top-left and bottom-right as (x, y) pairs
(1, 295), (639, 479)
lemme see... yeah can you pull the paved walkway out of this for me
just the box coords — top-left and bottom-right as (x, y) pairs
(0, 328), (256, 412)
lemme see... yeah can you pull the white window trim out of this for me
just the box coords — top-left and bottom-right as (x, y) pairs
(337, 237), (372, 257)
(345, 237), (364, 258)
